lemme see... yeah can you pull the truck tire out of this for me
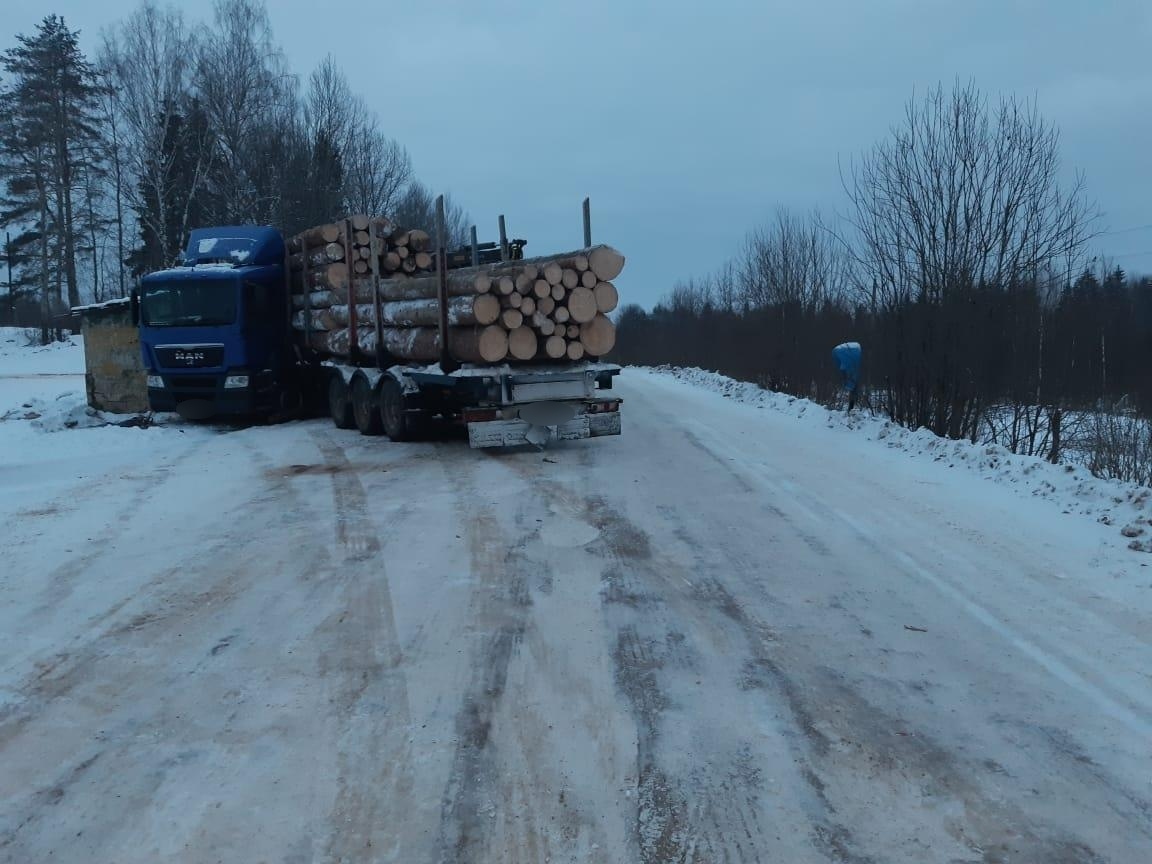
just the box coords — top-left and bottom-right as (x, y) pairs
(379, 377), (413, 442)
(352, 375), (384, 436)
(328, 374), (355, 430)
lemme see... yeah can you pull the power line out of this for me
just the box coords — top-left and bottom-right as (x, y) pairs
(1101, 223), (1152, 236)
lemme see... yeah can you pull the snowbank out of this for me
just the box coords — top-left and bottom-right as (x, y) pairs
(641, 365), (1152, 551)
(0, 326), (85, 375)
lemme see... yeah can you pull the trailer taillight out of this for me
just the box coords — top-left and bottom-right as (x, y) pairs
(588, 400), (620, 414)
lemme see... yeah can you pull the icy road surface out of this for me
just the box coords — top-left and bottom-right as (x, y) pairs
(1, 369), (1150, 862)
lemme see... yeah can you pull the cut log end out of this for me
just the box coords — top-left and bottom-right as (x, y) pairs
(566, 286), (598, 323)
(588, 246), (626, 281)
(594, 281), (619, 314)
(545, 335), (567, 359)
(566, 340), (585, 361)
(508, 327), (538, 361)
(473, 293), (502, 326)
(479, 325), (510, 362)
(580, 313), (616, 356)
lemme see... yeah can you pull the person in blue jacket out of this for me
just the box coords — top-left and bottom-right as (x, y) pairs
(832, 342), (862, 411)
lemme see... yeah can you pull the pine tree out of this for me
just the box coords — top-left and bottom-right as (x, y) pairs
(0, 15), (104, 311)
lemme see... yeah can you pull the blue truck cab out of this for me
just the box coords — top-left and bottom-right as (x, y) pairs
(138, 226), (292, 419)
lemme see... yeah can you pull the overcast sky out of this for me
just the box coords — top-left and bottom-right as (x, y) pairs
(6, 0), (1151, 306)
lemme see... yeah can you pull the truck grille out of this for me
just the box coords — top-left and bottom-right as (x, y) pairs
(167, 375), (217, 390)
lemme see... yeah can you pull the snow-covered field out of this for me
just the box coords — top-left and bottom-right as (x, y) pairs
(1, 336), (1150, 862)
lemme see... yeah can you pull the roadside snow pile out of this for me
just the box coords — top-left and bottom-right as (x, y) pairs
(644, 365), (1152, 551)
(0, 390), (133, 432)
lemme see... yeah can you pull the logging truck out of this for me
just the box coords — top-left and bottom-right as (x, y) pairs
(134, 219), (623, 448)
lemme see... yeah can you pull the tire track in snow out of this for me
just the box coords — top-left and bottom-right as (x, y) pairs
(436, 457), (533, 863)
(584, 494), (804, 864)
(308, 430), (415, 864)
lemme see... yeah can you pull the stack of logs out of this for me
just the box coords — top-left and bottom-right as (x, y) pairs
(290, 221), (624, 364)
(288, 215), (434, 287)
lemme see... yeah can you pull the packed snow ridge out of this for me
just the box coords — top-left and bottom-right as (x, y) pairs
(641, 365), (1152, 552)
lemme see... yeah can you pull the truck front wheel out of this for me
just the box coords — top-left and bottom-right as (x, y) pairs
(328, 374), (355, 430)
(379, 377), (413, 442)
(352, 376), (384, 435)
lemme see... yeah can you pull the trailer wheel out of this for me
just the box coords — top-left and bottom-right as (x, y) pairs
(328, 374), (355, 430)
(379, 377), (412, 442)
(351, 375), (384, 435)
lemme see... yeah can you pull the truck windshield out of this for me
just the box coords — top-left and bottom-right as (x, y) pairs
(142, 277), (238, 327)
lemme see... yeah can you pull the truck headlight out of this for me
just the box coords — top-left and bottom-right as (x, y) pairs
(224, 375), (249, 389)
(147, 375), (164, 388)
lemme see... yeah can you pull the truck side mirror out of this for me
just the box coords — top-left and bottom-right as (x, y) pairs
(130, 289), (140, 326)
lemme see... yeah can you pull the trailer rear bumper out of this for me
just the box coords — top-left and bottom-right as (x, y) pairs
(466, 402), (621, 448)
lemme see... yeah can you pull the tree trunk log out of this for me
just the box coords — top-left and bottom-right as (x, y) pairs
(594, 281), (619, 313)
(554, 305), (570, 323)
(580, 270), (597, 289)
(561, 268), (579, 290)
(542, 261), (563, 286)
(289, 223), (341, 250)
(533, 314), (556, 336)
(325, 295), (501, 328)
(566, 324), (581, 339)
(378, 271), (494, 301)
(407, 229), (431, 252)
(414, 251), (432, 270)
(566, 286), (597, 323)
(537, 295), (556, 316)
(579, 313), (616, 356)
(507, 326), (538, 361)
(544, 335), (567, 359)
(289, 243), (345, 269)
(566, 340), (585, 361)
(300, 261), (349, 290)
(588, 246), (625, 281)
(501, 308), (524, 330)
(350, 214), (371, 231)
(309, 325), (507, 363)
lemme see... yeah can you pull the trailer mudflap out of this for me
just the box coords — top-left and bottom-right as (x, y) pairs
(467, 403), (621, 448)
(469, 415), (591, 448)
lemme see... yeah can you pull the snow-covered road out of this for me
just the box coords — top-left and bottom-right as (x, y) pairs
(1, 363), (1150, 862)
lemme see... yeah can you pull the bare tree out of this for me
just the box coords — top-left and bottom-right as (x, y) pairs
(392, 181), (468, 248)
(344, 118), (411, 217)
(845, 81), (1096, 307)
(100, 1), (209, 268)
(738, 209), (850, 311)
(195, 0), (293, 223)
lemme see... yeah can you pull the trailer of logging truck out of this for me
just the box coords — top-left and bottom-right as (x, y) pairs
(133, 200), (624, 448)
